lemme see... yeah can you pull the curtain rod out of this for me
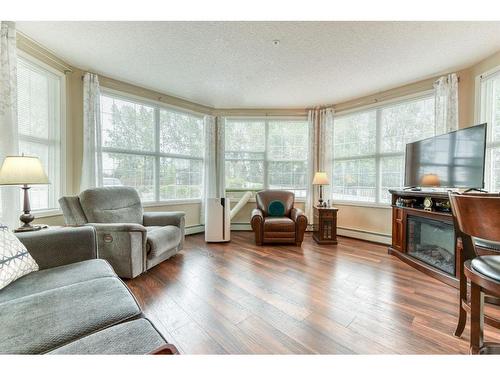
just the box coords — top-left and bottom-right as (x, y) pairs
(17, 31), (73, 74)
(310, 73), (461, 112)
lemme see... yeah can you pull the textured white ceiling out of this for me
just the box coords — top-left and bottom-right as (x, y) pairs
(16, 21), (500, 108)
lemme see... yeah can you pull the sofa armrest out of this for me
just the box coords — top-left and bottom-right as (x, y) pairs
(291, 208), (308, 245)
(16, 226), (97, 270)
(85, 223), (147, 233)
(251, 208), (264, 245)
(143, 211), (185, 227)
(84, 223), (147, 278)
(290, 207), (306, 223)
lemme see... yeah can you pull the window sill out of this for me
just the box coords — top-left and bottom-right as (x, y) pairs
(32, 208), (63, 218)
(228, 197), (306, 204)
(332, 201), (392, 209)
(142, 199), (202, 207)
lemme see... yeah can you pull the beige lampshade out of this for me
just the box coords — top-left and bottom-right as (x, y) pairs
(0, 156), (49, 185)
(420, 173), (441, 187)
(312, 172), (329, 185)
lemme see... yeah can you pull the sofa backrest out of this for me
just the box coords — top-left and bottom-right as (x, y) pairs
(78, 187), (144, 224)
(58, 196), (89, 225)
(256, 190), (294, 217)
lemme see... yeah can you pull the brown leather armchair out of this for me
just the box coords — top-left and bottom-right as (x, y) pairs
(251, 190), (308, 246)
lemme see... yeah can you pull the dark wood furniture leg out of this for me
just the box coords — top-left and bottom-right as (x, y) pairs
(470, 282), (484, 354)
(454, 245), (467, 337)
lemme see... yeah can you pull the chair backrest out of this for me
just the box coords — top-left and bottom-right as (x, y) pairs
(256, 190), (295, 217)
(449, 192), (500, 244)
(78, 186), (144, 224)
(58, 196), (89, 225)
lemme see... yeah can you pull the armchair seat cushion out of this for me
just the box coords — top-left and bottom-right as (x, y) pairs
(0, 277), (141, 354)
(0, 259), (115, 304)
(146, 226), (182, 258)
(264, 217), (295, 232)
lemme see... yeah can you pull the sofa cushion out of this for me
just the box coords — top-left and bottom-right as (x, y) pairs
(0, 259), (115, 304)
(264, 217), (295, 232)
(0, 277), (141, 354)
(79, 187), (143, 224)
(48, 318), (166, 354)
(146, 226), (182, 257)
(0, 227), (39, 290)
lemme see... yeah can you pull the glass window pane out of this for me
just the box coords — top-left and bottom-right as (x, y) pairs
(100, 95), (154, 151)
(268, 120), (308, 160)
(268, 161), (307, 198)
(333, 111), (376, 159)
(159, 109), (204, 156)
(160, 157), (203, 200)
(102, 152), (155, 201)
(16, 56), (61, 211)
(17, 59), (55, 139)
(225, 120), (265, 152)
(225, 160), (264, 190)
(380, 156), (404, 203)
(332, 158), (376, 202)
(480, 74), (500, 191)
(380, 96), (435, 153)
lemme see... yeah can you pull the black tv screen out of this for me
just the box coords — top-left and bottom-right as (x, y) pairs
(404, 123), (487, 189)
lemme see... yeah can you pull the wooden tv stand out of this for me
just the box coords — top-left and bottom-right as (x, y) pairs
(388, 189), (459, 288)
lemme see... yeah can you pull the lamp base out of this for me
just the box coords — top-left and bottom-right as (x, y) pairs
(14, 224), (43, 233)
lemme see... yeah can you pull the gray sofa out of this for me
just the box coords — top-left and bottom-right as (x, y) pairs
(59, 186), (185, 278)
(0, 226), (177, 354)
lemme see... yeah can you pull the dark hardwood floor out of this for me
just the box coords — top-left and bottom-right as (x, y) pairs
(126, 232), (500, 354)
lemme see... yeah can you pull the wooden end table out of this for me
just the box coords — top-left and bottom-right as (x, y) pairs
(312, 206), (338, 244)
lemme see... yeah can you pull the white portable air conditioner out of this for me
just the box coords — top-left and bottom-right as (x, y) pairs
(205, 197), (231, 242)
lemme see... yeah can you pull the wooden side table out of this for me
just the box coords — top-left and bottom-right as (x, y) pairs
(312, 206), (338, 244)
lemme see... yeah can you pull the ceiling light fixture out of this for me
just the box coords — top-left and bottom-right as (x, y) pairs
(272, 39), (280, 46)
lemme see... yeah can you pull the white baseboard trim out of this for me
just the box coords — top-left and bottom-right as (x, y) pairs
(337, 226), (391, 245)
(230, 222), (391, 245)
(185, 224), (205, 235)
(231, 223), (252, 231)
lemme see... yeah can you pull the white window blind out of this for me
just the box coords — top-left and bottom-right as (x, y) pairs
(17, 56), (63, 211)
(479, 70), (500, 192)
(332, 94), (435, 204)
(224, 118), (309, 198)
(99, 92), (204, 201)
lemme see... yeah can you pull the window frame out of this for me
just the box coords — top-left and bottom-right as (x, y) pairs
(16, 51), (67, 215)
(331, 90), (435, 207)
(99, 88), (205, 204)
(224, 116), (309, 201)
(476, 66), (500, 192)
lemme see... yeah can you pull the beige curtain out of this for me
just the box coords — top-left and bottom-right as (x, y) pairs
(0, 21), (20, 229)
(434, 73), (459, 135)
(306, 108), (334, 224)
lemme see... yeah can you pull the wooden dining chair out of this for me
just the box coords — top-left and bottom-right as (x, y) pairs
(449, 193), (500, 354)
(449, 192), (500, 338)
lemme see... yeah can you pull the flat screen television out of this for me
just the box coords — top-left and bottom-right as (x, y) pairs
(404, 123), (487, 189)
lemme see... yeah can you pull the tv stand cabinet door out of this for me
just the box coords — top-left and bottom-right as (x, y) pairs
(392, 207), (405, 251)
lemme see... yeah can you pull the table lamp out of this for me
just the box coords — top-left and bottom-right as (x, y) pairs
(312, 172), (329, 207)
(0, 155), (49, 232)
(421, 173), (441, 187)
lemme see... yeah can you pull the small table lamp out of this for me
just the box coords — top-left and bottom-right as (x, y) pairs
(312, 172), (330, 207)
(421, 173), (441, 187)
(0, 155), (49, 232)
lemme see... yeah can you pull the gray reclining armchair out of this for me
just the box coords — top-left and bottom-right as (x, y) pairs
(59, 186), (185, 278)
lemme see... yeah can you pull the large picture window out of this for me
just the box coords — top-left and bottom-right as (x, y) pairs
(224, 118), (309, 198)
(99, 92), (204, 202)
(17, 55), (64, 211)
(332, 93), (435, 204)
(479, 69), (500, 192)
